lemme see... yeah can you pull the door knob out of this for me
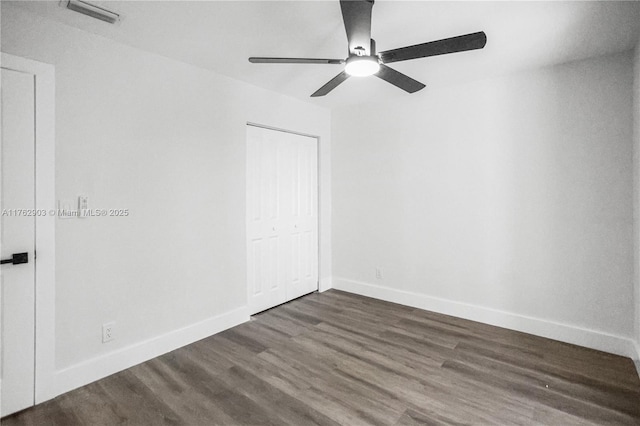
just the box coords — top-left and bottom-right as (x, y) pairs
(0, 252), (28, 265)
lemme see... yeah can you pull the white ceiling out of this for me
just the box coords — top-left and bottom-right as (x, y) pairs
(9, 1), (640, 108)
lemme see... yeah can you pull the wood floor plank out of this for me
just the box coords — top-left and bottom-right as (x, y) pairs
(394, 407), (468, 426)
(254, 309), (317, 337)
(451, 344), (640, 418)
(216, 365), (342, 426)
(4, 289), (639, 425)
(441, 358), (638, 425)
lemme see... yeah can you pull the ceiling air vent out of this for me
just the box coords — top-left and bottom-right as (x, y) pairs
(65, 0), (120, 24)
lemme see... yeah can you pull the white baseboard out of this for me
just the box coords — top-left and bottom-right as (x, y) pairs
(333, 277), (638, 359)
(53, 306), (250, 398)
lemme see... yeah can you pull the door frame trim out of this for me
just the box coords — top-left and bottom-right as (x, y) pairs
(247, 121), (319, 139)
(2, 53), (56, 404)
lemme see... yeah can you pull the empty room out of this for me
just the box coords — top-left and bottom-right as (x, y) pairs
(1, 0), (640, 424)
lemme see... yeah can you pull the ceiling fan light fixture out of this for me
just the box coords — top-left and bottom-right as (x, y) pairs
(345, 56), (380, 77)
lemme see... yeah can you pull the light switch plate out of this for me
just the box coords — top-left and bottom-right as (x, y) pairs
(78, 195), (88, 219)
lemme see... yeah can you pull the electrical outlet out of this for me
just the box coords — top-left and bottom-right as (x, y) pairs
(375, 267), (383, 280)
(102, 322), (115, 343)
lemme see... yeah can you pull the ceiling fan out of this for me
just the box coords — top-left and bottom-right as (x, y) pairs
(249, 0), (487, 97)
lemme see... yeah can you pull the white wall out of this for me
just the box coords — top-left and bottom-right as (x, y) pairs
(333, 51), (636, 355)
(1, 4), (331, 397)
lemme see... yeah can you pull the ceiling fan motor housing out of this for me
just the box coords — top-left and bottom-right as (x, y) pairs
(353, 39), (376, 57)
(345, 38), (380, 76)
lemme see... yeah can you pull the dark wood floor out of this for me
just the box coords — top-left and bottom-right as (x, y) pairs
(4, 289), (640, 425)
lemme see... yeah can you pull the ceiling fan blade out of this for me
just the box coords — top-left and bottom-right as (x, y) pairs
(379, 31), (487, 64)
(340, 0), (374, 55)
(249, 57), (345, 65)
(311, 71), (350, 97)
(375, 64), (425, 93)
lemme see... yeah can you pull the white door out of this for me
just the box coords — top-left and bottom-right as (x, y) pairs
(285, 132), (319, 301)
(246, 125), (318, 314)
(1, 68), (37, 416)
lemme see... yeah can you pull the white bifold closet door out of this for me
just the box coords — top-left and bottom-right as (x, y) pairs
(246, 125), (318, 315)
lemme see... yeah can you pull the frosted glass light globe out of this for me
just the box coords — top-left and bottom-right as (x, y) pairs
(345, 56), (380, 77)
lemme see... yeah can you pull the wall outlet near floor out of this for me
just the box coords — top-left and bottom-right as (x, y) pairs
(375, 267), (383, 280)
(102, 322), (115, 343)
